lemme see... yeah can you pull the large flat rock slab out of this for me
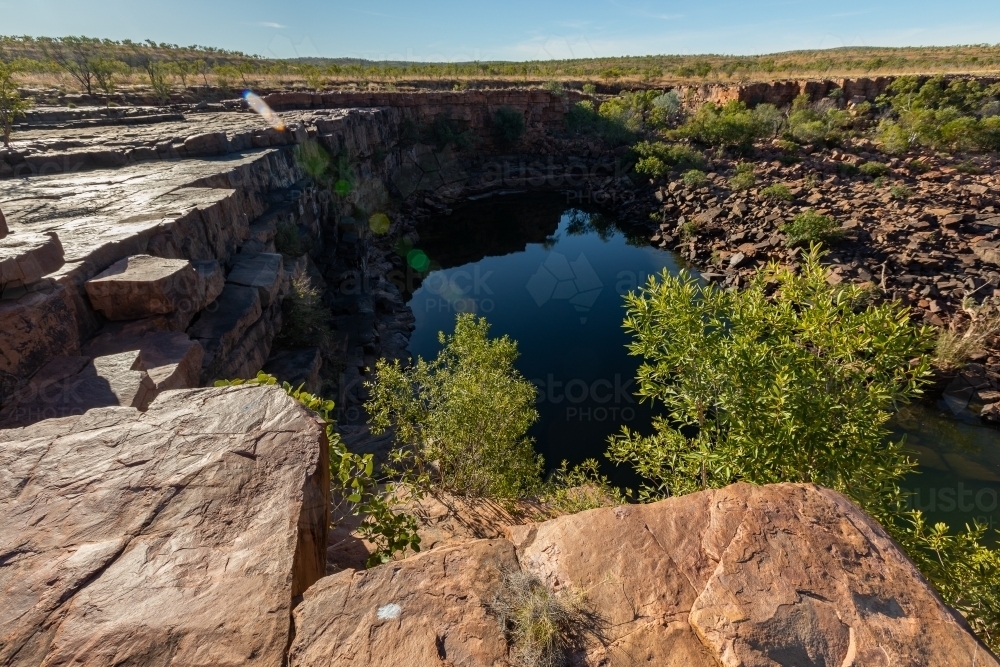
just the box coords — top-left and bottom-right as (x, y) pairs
(292, 483), (998, 667)
(85, 254), (199, 320)
(508, 483), (998, 667)
(290, 539), (517, 667)
(0, 385), (329, 667)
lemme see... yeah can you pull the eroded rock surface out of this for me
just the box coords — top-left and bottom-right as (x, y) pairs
(0, 385), (330, 667)
(297, 483), (998, 667)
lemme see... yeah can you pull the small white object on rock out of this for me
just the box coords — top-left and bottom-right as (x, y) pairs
(376, 603), (402, 621)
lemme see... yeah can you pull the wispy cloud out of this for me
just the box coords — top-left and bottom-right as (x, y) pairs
(257, 21), (287, 28)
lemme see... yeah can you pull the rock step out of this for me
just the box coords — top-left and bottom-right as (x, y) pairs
(0, 231), (64, 290)
(0, 385), (329, 666)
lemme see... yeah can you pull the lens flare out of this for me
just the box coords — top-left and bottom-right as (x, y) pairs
(369, 213), (390, 234)
(243, 90), (286, 131)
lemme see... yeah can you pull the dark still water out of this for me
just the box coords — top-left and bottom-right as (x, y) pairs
(406, 192), (1000, 537)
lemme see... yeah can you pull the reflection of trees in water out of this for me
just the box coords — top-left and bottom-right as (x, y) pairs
(893, 404), (997, 458)
(564, 209), (649, 247)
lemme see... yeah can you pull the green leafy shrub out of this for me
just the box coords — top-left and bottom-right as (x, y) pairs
(217, 372), (420, 567)
(786, 100), (853, 146)
(277, 276), (332, 349)
(781, 210), (843, 246)
(581, 83), (596, 95)
(838, 162), (859, 177)
(607, 249), (1000, 650)
(890, 185), (913, 200)
(728, 162), (755, 191)
(275, 220), (305, 257)
(0, 61), (30, 147)
(859, 161), (890, 178)
(633, 141), (706, 178)
(493, 106), (526, 147)
(956, 159), (984, 174)
(682, 168), (707, 188)
(760, 183), (793, 201)
(671, 100), (778, 150)
(541, 459), (631, 515)
(366, 314), (543, 501)
(566, 100), (635, 145)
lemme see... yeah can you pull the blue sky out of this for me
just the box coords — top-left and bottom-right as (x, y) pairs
(3, 0), (1000, 61)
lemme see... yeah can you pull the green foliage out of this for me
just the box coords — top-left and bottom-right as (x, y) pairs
(781, 210), (843, 246)
(581, 83), (596, 95)
(607, 251), (1000, 649)
(0, 60), (30, 147)
(956, 159), (984, 174)
(541, 459), (631, 515)
(682, 168), (707, 188)
(366, 314), (543, 501)
(543, 80), (565, 96)
(494, 106), (526, 148)
(607, 246), (935, 502)
(277, 276), (331, 349)
(786, 101), (853, 146)
(728, 162), (756, 191)
(859, 161), (890, 178)
(775, 138), (800, 153)
(632, 141), (706, 178)
(759, 183), (793, 201)
(890, 184), (913, 200)
(671, 100), (777, 150)
(274, 221), (305, 257)
(216, 372), (420, 567)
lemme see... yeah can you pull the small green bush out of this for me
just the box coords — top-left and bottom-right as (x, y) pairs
(956, 159), (984, 174)
(367, 314), (543, 501)
(775, 139), (800, 153)
(275, 221), (305, 257)
(671, 100), (775, 150)
(582, 83), (596, 95)
(633, 141), (706, 178)
(838, 162), (859, 177)
(278, 276), (332, 349)
(781, 210), (843, 246)
(682, 169), (707, 188)
(760, 183), (793, 201)
(890, 185), (913, 200)
(728, 162), (755, 191)
(494, 106), (526, 147)
(859, 161), (890, 178)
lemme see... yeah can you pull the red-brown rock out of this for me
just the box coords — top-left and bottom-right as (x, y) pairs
(0, 385), (330, 667)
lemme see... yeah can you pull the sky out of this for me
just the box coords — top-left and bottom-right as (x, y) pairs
(3, 0), (1000, 62)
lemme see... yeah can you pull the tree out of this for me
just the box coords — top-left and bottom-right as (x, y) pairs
(608, 245), (1000, 650)
(90, 58), (126, 106)
(366, 313), (543, 501)
(41, 36), (97, 95)
(0, 61), (30, 147)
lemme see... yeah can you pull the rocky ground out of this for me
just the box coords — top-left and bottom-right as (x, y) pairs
(600, 142), (1000, 425)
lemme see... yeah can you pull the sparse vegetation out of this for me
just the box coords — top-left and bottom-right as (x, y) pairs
(728, 162), (755, 191)
(541, 459), (631, 515)
(682, 168), (707, 188)
(0, 60), (30, 146)
(859, 161), (891, 178)
(759, 183), (793, 201)
(670, 100), (779, 150)
(890, 184), (913, 200)
(275, 221), (306, 257)
(493, 106), (526, 147)
(781, 210), (843, 246)
(933, 298), (1000, 372)
(277, 276), (332, 349)
(366, 314), (543, 502)
(633, 141), (706, 178)
(488, 568), (604, 667)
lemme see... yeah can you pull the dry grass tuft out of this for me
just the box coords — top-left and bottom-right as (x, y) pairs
(933, 297), (1000, 372)
(487, 568), (605, 667)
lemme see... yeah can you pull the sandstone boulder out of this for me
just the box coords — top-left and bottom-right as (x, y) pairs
(85, 254), (200, 320)
(0, 385), (329, 667)
(83, 329), (205, 392)
(0, 232), (65, 289)
(290, 539), (516, 667)
(296, 483), (997, 667)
